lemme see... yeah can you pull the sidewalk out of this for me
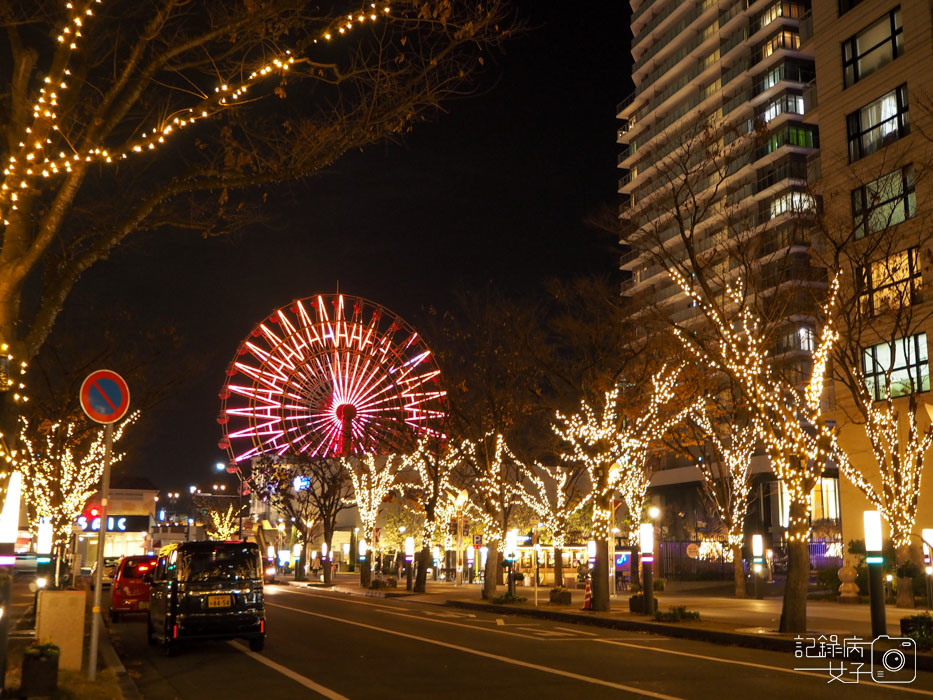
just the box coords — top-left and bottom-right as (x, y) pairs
(282, 572), (923, 641)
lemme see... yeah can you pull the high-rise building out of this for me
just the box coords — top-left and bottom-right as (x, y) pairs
(618, 0), (933, 567)
(616, 1), (837, 548)
(805, 1), (933, 553)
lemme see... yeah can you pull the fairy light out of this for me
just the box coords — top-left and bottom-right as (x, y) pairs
(460, 433), (517, 546)
(344, 453), (402, 561)
(205, 502), (244, 540)
(17, 411), (139, 549)
(400, 437), (458, 552)
(0, 2), (396, 225)
(669, 270), (841, 544)
(553, 365), (696, 544)
(513, 462), (590, 551)
(689, 406), (759, 549)
(833, 390), (931, 549)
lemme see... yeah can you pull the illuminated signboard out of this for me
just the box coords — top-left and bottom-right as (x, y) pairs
(75, 515), (150, 533)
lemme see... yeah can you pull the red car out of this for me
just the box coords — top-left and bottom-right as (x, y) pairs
(110, 556), (156, 622)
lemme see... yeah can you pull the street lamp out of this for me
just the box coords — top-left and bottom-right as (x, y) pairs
(864, 510), (886, 637)
(648, 505), (661, 520)
(640, 522), (655, 615)
(404, 536), (415, 591)
(923, 528), (933, 608)
(751, 534), (764, 599)
(505, 529), (518, 596)
(454, 489), (468, 585)
(215, 462), (225, 471)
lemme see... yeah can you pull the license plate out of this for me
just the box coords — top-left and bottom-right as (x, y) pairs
(137, 601), (149, 610)
(208, 595), (232, 608)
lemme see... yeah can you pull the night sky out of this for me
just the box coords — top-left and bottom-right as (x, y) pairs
(49, 3), (633, 491)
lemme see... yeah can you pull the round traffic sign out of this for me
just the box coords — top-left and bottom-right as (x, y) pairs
(686, 543), (700, 560)
(79, 370), (131, 424)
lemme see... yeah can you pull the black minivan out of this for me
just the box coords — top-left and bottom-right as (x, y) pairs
(147, 541), (265, 655)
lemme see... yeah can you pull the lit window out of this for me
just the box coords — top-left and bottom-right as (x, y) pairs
(843, 8), (903, 87)
(847, 85), (909, 161)
(851, 165), (915, 238)
(862, 334), (930, 401)
(858, 248), (922, 317)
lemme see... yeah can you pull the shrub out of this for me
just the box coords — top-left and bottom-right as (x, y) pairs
(816, 567), (840, 595)
(653, 579), (665, 592)
(628, 593), (659, 614)
(654, 606), (701, 623)
(491, 592), (526, 605)
(903, 612), (933, 650)
(25, 641), (59, 658)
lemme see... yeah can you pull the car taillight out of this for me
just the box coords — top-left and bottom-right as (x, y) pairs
(260, 620), (264, 633)
(138, 565), (150, 572)
(173, 625), (178, 639)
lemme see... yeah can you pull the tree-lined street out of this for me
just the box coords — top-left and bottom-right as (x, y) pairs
(108, 585), (933, 699)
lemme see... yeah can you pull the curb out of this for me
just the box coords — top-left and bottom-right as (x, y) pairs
(283, 581), (416, 599)
(443, 600), (933, 672)
(100, 620), (144, 700)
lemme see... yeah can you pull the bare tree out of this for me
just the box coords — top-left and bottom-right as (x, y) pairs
(0, 0), (515, 390)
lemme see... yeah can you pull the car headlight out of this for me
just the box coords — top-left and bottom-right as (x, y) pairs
(265, 567), (276, 576)
(35, 577), (47, 589)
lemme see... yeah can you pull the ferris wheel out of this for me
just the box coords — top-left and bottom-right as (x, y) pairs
(218, 293), (447, 464)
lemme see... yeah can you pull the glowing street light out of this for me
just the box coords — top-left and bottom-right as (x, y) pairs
(864, 510), (886, 637)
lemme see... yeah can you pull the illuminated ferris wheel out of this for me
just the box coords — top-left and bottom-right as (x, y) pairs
(218, 293), (447, 463)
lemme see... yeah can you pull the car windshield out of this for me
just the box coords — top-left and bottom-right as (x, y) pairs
(178, 546), (260, 582)
(121, 559), (155, 579)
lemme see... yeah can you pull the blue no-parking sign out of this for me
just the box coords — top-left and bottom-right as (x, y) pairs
(79, 369), (131, 424)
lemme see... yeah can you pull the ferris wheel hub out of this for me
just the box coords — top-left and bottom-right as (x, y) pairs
(335, 403), (357, 421)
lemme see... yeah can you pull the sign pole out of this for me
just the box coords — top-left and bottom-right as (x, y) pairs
(87, 423), (113, 681)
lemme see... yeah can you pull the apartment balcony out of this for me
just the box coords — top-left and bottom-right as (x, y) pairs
(798, 11), (813, 46)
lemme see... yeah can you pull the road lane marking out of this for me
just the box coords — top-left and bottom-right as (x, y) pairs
(284, 589), (594, 641)
(555, 626), (597, 636)
(496, 618), (505, 626)
(596, 639), (933, 695)
(267, 602), (681, 699)
(228, 641), (349, 700)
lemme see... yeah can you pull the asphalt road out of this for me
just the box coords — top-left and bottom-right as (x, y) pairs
(108, 585), (933, 699)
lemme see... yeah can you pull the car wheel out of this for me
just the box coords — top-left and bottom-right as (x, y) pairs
(110, 611), (120, 623)
(161, 639), (177, 657)
(249, 636), (265, 652)
(146, 616), (156, 646)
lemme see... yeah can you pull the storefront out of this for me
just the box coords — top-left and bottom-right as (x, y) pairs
(76, 513), (153, 563)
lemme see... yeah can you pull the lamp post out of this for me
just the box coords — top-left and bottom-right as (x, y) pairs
(752, 534), (764, 599)
(404, 536), (415, 591)
(640, 522), (655, 616)
(455, 489), (468, 586)
(923, 528), (933, 609)
(505, 529), (518, 596)
(864, 510), (887, 637)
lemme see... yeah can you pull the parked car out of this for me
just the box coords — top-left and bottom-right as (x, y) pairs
(90, 556), (120, 590)
(13, 554), (38, 575)
(110, 555), (157, 622)
(147, 541), (265, 656)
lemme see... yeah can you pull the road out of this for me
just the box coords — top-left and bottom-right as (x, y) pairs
(108, 584), (933, 699)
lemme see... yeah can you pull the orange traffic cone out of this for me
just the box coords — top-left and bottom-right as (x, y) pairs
(581, 579), (592, 610)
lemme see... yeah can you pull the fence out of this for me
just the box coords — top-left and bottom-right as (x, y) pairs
(659, 539), (843, 581)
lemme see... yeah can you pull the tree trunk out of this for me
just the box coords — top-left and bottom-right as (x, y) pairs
(414, 547), (429, 593)
(778, 499), (810, 633)
(732, 544), (747, 598)
(322, 530), (334, 585)
(896, 543), (916, 609)
(591, 538), (609, 612)
(361, 551), (372, 587)
(295, 526), (309, 582)
(496, 553), (505, 585)
(553, 547), (564, 588)
(483, 541), (498, 600)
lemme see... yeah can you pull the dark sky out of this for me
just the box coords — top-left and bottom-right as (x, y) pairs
(52, 2), (633, 492)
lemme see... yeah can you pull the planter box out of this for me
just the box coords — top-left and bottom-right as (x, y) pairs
(549, 590), (572, 605)
(21, 653), (58, 697)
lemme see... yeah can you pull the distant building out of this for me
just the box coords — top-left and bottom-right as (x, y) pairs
(78, 475), (158, 564)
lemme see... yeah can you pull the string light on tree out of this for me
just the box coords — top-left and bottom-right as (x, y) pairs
(17, 412), (139, 551)
(668, 270), (841, 545)
(343, 452), (402, 564)
(206, 503), (245, 541)
(553, 365), (695, 544)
